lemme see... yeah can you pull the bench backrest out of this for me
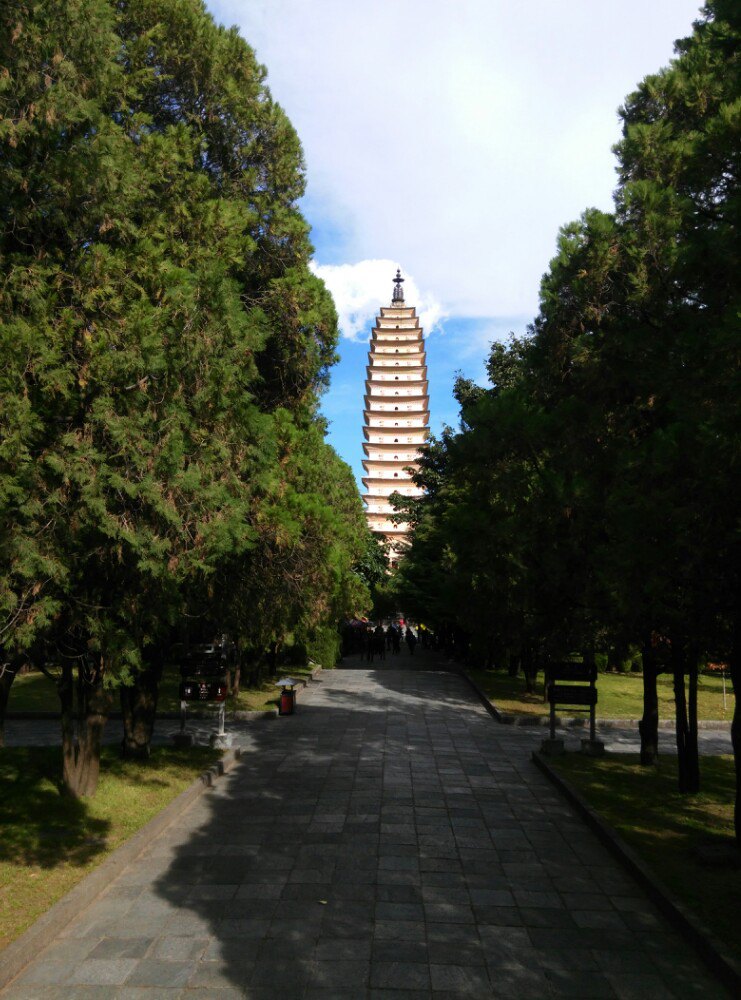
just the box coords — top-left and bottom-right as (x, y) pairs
(545, 659), (597, 709)
(545, 660), (596, 683)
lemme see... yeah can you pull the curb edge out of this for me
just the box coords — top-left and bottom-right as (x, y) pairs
(532, 750), (741, 996)
(0, 747), (243, 994)
(455, 667), (506, 723)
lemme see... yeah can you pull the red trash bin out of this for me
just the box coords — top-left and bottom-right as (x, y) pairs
(276, 678), (298, 716)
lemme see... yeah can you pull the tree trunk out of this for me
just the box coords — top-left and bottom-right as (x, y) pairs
(672, 643), (698, 794)
(522, 646), (537, 695)
(58, 656), (110, 798)
(639, 639), (659, 765)
(508, 653), (520, 678)
(0, 660), (18, 748)
(686, 650), (700, 793)
(230, 657), (241, 699)
(120, 651), (164, 759)
(730, 614), (740, 844)
(267, 640), (280, 678)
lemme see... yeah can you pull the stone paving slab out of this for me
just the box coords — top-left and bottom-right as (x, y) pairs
(1, 653), (730, 998)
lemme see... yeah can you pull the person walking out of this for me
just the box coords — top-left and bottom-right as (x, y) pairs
(374, 624), (386, 662)
(391, 624), (401, 655)
(405, 627), (417, 656)
(365, 625), (375, 663)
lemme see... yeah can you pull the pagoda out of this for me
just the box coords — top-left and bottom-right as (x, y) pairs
(362, 269), (430, 566)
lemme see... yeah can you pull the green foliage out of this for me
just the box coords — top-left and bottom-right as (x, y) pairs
(353, 531), (389, 592)
(0, 1), (365, 787)
(394, 1), (740, 683)
(302, 624), (341, 670)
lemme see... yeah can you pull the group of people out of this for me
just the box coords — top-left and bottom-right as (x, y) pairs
(341, 618), (434, 659)
(363, 622), (417, 662)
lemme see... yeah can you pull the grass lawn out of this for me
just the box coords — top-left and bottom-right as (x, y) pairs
(549, 753), (741, 965)
(8, 661), (324, 716)
(468, 668), (732, 722)
(0, 745), (221, 950)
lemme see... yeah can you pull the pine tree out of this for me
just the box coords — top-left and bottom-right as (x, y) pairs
(0, 1), (358, 791)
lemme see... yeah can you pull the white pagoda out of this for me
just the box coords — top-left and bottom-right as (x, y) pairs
(362, 270), (430, 566)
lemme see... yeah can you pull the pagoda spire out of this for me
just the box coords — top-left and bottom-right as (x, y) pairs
(391, 268), (405, 304)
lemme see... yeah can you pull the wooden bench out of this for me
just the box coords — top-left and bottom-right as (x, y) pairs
(543, 659), (603, 754)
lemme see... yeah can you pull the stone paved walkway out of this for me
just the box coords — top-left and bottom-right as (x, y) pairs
(2, 656), (729, 998)
(4, 659), (733, 757)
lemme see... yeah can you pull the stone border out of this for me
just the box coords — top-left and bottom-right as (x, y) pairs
(532, 750), (741, 995)
(0, 748), (243, 994)
(454, 665), (507, 722)
(516, 714), (728, 731)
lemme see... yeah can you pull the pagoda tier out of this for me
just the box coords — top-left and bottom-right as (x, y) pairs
(363, 425), (429, 442)
(363, 442), (424, 457)
(361, 270), (430, 565)
(366, 370), (426, 379)
(365, 401), (427, 414)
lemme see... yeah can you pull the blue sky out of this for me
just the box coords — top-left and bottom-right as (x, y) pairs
(318, 312), (529, 485)
(207, 0), (703, 486)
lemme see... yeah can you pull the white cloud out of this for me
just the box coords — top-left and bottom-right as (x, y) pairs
(310, 259), (445, 342)
(210, 0), (701, 319)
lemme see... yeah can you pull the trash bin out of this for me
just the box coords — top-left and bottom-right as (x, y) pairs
(279, 687), (295, 715)
(276, 678), (298, 716)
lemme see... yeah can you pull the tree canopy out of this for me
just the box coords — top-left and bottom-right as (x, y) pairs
(391, 0), (740, 814)
(0, 0), (372, 792)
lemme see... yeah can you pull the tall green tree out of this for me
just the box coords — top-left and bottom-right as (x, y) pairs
(605, 0), (740, 792)
(0, 0), (357, 790)
(395, 1), (740, 818)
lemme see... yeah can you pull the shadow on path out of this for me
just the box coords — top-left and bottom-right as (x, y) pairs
(145, 668), (726, 997)
(5, 665), (729, 998)
(339, 645), (451, 672)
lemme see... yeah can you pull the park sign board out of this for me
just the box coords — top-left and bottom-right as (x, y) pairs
(174, 639), (235, 680)
(174, 638), (234, 704)
(179, 680), (228, 703)
(178, 659), (229, 679)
